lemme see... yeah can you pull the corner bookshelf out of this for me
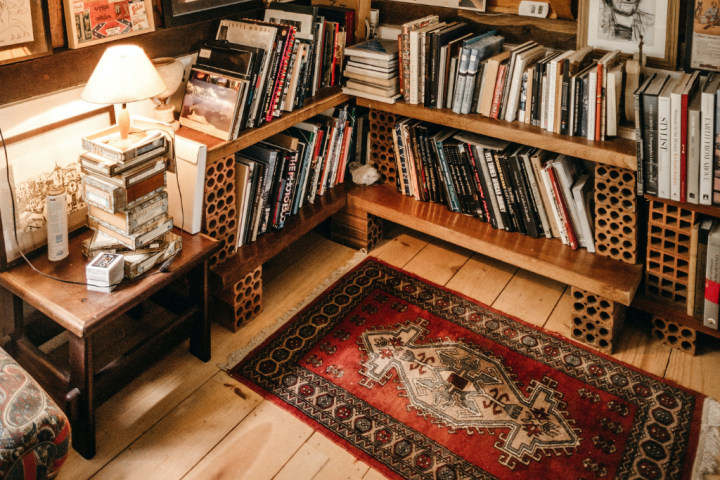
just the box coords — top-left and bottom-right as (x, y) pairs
(349, 98), (644, 307)
(176, 88), (352, 292)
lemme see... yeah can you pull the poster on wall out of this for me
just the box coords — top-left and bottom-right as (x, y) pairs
(0, 0), (34, 47)
(685, 0), (720, 72)
(0, 107), (114, 266)
(63, 0), (154, 49)
(577, 0), (680, 69)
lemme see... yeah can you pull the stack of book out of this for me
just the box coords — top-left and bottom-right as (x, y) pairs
(390, 16), (628, 142)
(179, 4), (355, 140)
(233, 104), (361, 247)
(391, 118), (595, 251)
(634, 71), (720, 204)
(80, 127), (181, 279)
(342, 38), (400, 103)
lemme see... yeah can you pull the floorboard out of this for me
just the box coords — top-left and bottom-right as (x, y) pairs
(52, 228), (720, 480)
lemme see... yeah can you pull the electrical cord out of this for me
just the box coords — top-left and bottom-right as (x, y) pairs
(0, 120), (185, 289)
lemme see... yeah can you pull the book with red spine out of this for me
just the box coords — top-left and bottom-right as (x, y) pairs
(545, 162), (578, 249)
(680, 71), (701, 201)
(265, 25), (297, 122)
(490, 62), (508, 119)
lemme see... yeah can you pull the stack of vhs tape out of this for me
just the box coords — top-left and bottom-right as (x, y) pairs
(80, 126), (182, 281)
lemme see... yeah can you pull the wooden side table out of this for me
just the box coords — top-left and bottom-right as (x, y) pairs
(0, 229), (218, 459)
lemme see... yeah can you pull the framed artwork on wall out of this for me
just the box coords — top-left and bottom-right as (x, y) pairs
(0, 0), (52, 66)
(577, 0), (680, 69)
(161, 0), (256, 27)
(684, 0), (720, 72)
(63, 0), (155, 49)
(0, 106), (115, 269)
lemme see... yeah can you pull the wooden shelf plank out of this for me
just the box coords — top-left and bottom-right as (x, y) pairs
(644, 194), (720, 218)
(356, 98), (637, 171)
(210, 183), (351, 290)
(349, 184), (642, 305)
(632, 293), (720, 340)
(178, 89), (351, 164)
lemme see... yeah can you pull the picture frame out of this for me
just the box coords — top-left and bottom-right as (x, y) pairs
(0, 0), (52, 66)
(684, 0), (720, 72)
(160, 0), (256, 27)
(0, 106), (115, 269)
(63, 0), (155, 49)
(577, 0), (680, 69)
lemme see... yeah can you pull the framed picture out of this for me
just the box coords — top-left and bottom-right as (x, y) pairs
(0, 0), (52, 66)
(684, 0), (720, 72)
(63, 0), (155, 49)
(0, 106), (115, 269)
(161, 0), (255, 27)
(577, 0), (680, 69)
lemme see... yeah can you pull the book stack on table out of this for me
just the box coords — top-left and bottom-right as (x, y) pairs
(80, 126), (182, 280)
(342, 38), (400, 103)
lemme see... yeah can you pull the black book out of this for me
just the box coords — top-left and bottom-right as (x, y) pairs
(495, 147), (524, 233)
(239, 143), (280, 235)
(443, 141), (471, 214)
(468, 143), (496, 228)
(459, 142), (488, 221)
(633, 73), (655, 196)
(416, 124), (440, 203)
(571, 64), (595, 137)
(235, 156), (263, 245)
(512, 146), (543, 237)
(277, 149), (299, 228)
(456, 143), (484, 219)
(429, 22), (471, 108)
(408, 121), (430, 202)
(531, 51), (559, 127)
(499, 41), (536, 121)
(641, 73), (670, 196)
(470, 62), (485, 113)
(483, 148), (512, 230)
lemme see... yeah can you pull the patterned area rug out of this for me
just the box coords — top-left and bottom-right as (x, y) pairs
(227, 258), (719, 480)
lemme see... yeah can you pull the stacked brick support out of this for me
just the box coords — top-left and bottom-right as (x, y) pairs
(594, 164), (639, 265)
(651, 316), (698, 355)
(570, 287), (626, 354)
(204, 156), (237, 269)
(211, 266), (262, 332)
(331, 205), (383, 250)
(368, 109), (398, 186)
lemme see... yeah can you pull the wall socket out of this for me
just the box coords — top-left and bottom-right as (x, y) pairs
(518, 1), (550, 18)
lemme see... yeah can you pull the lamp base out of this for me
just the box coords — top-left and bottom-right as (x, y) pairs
(155, 104), (176, 124)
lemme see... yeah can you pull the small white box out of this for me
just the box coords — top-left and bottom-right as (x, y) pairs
(86, 253), (125, 292)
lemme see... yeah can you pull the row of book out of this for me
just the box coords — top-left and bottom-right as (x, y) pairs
(396, 15), (625, 141)
(391, 118), (596, 251)
(79, 125), (180, 285)
(634, 71), (720, 205)
(179, 3), (355, 140)
(233, 104), (360, 247)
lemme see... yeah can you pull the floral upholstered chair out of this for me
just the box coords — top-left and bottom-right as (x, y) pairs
(0, 348), (70, 480)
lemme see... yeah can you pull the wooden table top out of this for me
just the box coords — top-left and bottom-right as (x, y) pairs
(0, 229), (218, 337)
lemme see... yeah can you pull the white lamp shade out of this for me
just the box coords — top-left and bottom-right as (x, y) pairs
(82, 45), (167, 105)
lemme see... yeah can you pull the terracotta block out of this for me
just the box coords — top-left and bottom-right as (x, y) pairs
(651, 316), (697, 355)
(569, 287), (625, 354)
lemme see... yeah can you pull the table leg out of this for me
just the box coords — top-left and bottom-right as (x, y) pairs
(68, 333), (95, 459)
(189, 258), (211, 362)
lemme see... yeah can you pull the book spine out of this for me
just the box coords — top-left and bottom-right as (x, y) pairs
(508, 153), (539, 237)
(540, 166), (568, 244)
(517, 70), (529, 123)
(634, 80), (645, 196)
(700, 91), (716, 205)
(435, 139), (461, 212)
(658, 92), (672, 199)
(546, 164), (578, 249)
(546, 60), (558, 132)
(586, 69), (597, 141)
(452, 48), (470, 114)
(714, 90), (720, 204)
(490, 64), (507, 119)
(696, 222), (712, 319)
(688, 102), (701, 204)
(643, 92), (660, 196)
(559, 60), (571, 135)
(494, 153), (522, 233)
(521, 152), (552, 238)
(530, 61), (543, 126)
(485, 149), (511, 230)
(670, 90), (683, 201)
(465, 144), (491, 222)
(277, 152), (299, 229)
(594, 64), (604, 141)
(392, 124), (410, 196)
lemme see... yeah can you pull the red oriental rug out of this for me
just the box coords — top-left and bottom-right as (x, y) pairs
(227, 258), (719, 480)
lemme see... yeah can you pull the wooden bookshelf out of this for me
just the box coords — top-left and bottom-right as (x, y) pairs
(356, 98), (637, 172)
(348, 184), (643, 306)
(210, 182), (351, 290)
(178, 88), (351, 165)
(632, 293), (720, 340)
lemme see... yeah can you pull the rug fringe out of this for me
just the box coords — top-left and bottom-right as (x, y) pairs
(692, 397), (720, 478)
(220, 249), (369, 372)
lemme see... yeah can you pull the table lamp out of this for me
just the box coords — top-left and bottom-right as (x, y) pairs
(81, 45), (166, 146)
(151, 57), (185, 129)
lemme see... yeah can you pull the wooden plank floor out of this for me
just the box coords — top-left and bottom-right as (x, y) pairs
(57, 225), (720, 480)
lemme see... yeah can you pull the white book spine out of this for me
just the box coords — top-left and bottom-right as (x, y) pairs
(504, 59), (525, 123)
(540, 166), (568, 244)
(546, 60), (558, 132)
(409, 30), (421, 104)
(522, 153), (552, 238)
(586, 70), (597, 141)
(540, 75), (549, 130)
(572, 178), (596, 253)
(669, 90), (683, 201)
(700, 91), (715, 205)
(657, 93), (672, 199)
(704, 223), (720, 330)
(687, 104), (701, 204)
(553, 158), (585, 248)
(452, 50), (470, 114)
(460, 50), (480, 115)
